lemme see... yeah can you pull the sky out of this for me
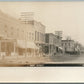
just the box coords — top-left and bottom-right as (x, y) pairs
(0, 1), (84, 45)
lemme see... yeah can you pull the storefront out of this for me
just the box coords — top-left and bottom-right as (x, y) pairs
(0, 38), (16, 59)
(17, 40), (39, 57)
(0, 37), (39, 59)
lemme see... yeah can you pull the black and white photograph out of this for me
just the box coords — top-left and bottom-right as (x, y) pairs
(0, 1), (84, 67)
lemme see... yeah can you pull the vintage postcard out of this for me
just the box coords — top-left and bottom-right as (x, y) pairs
(0, 1), (84, 67)
(0, 0), (84, 83)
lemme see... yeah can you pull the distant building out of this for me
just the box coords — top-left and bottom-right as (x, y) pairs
(74, 42), (83, 53)
(55, 31), (62, 47)
(0, 10), (41, 57)
(45, 33), (56, 55)
(55, 31), (62, 37)
(61, 40), (75, 53)
(45, 32), (62, 55)
(80, 46), (84, 53)
(34, 21), (45, 53)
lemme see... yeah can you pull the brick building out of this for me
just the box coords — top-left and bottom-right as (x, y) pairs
(20, 12), (45, 54)
(45, 32), (62, 55)
(0, 10), (46, 57)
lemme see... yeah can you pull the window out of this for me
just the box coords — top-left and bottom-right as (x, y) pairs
(65, 43), (67, 46)
(32, 33), (34, 40)
(27, 32), (29, 40)
(11, 27), (14, 36)
(62, 43), (63, 46)
(17, 29), (19, 38)
(42, 34), (44, 42)
(4, 25), (7, 33)
(29, 32), (31, 40)
(35, 31), (37, 41)
(39, 32), (41, 41)
(41, 33), (43, 42)
(38, 32), (39, 41)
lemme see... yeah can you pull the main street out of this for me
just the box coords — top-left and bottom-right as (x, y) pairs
(0, 53), (84, 66)
(47, 53), (84, 64)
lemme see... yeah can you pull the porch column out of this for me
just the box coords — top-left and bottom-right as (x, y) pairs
(4, 40), (6, 60)
(34, 48), (35, 57)
(16, 41), (18, 59)
(25, 40), (27, 58)
(14, 41), (16, 57)
(49, 44), (51, 56)
(0, 41), (1, 57)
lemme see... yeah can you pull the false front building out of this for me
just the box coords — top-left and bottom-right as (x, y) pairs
(0, 10), (46, 57)
(20, 12), (46, 54)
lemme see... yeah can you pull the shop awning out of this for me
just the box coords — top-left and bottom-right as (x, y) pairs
(17, 40), (39, 49)
(27, 42), (39, 49)
(17, 40), (26, 48)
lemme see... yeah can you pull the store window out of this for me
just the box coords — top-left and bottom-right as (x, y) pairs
(38, 32), (39, 41)
(35, 31), (37, 41)
(32, 33), (34, 40)
(29, 32), (31, 40)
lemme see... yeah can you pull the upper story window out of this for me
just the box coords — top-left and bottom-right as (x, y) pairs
(27, 32), (28, 39)
(4, 25), (7, 32)
(29, 32), (31, 40)
(38, 32), (39, 41)
(69, 43), (70, 46)
(62, 43), (63, 46)
(32, 33), (34, 40)
(35, 31), (37, 41)
(65, 43), (67, 46)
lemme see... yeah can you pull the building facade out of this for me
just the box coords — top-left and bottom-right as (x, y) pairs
(34, 21), (45, 54)
(45, 33), (56, 55)
(0, 10), (35, 42)
(61, 40), (75, 53)
(55, 31), (62, 47)
(0, 10), (40, 57)
(45, 32), (62, 55)
(20, 12), (45, 54)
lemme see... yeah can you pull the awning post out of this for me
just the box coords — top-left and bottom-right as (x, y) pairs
(14, 41), (16, 58)
(0, 41), (1, 57)
(49, 45), (51, 56)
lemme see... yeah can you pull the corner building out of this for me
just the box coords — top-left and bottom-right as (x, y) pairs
(20, 12), (45, 54)
(0, 10), (38, 57)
